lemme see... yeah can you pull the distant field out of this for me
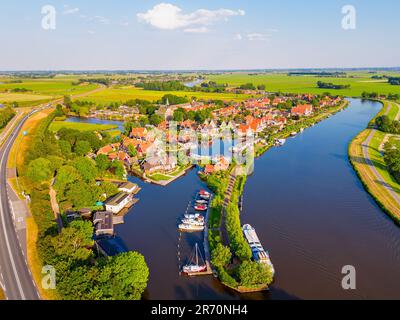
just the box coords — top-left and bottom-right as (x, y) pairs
(75, 87), (255, 105)
(206, 72), (400, 97)
(0, 92), (53, 102)
(49, 121), (118, 132)
(0, 79), (97, 97)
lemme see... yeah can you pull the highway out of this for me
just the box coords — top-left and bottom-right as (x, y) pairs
(0, 110), (40, 300)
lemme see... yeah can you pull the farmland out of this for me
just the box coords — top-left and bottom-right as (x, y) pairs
(74, 87), (256, 104)
(48, 120), (118, 133)
(206, 72), (400, 97)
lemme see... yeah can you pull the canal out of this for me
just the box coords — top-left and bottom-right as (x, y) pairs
(113, 98), (400, 299)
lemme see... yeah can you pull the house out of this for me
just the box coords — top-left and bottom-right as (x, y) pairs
(204, 164), (215, 175)
(105, 192), (132, 214)
(291, 104), (313, 116)
(142, 156), (177, 174)
(97, 144), (116, 156)
(237, 124), (254, 137)
(130, 127), (148, 140)
(214, 156), (230, 171)
(118, 181), (139, 194)
(93, 211), (114, 237)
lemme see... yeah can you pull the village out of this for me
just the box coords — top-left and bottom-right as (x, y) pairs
(92, 93), (343, 182)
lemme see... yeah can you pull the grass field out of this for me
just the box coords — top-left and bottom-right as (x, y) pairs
(206, 72), (400, 97)
(48, 120), (118, 132)
(349, 101), (400, 223)
(0, 79), (97, 96)
(75, 87), (255, 104)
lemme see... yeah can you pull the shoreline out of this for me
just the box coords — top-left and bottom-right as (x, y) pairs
(348, 99), (400, 225)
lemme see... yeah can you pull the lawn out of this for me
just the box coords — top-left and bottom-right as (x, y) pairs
(0, 92), (53, 102)
(0, 79), (98, 97)
(147, 173), (171, 181)
(206, 72), (400, 97)
(75, 87), (255, 105)
(48, 121), (118, 132)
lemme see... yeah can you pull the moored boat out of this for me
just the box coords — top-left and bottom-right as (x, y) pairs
(184, 213), (202, 219)
(178, 223), (205, 232)
(290, 131), (297, 137)
(194, 204), (208, 211)
(182, 243), (207, 274)
(181, 218), (205, 226)
(242, 224), (275, 275)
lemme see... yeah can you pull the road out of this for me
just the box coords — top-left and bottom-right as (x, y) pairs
(0, 110), (40, 300)
(361, 101), (400, 206)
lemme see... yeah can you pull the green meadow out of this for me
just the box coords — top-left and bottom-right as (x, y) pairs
(0, 79), (97, 97)
(75, 87), (255, 104)
(48, 120), (118, 133)
(206, 72), (400, 97)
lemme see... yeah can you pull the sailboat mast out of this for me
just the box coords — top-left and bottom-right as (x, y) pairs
(195, 243), (199, 266)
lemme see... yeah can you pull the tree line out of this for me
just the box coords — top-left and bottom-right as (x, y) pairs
(317, 81), (350, 90)
(21, 111), (149, 299)
(0, 107), (16, 129)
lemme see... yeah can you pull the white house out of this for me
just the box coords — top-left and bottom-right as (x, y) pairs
(105, 192), (132, 214)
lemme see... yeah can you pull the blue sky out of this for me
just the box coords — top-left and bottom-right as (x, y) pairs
(0, 0), (399, 70)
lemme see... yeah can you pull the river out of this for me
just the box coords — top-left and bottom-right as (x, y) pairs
(79, 98), (400, 299)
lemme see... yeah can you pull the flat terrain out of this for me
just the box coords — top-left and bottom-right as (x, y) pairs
(49, 120), (118, 132)
(75, 87), (255, 104)
(207, 72), (400, 97)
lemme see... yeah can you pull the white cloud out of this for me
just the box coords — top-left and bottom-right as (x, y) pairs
(63, 7), (79, 15)
(234, 33), (243, 40)
(137, 3), (245, 31)
(92, 16), (110, 24)
(184, 27), (209, 33)
(247, 33), (269, 41)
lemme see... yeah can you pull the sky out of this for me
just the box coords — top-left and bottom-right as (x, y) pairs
(0, 0), (399, 70)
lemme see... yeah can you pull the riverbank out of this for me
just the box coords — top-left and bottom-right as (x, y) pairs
(349, 100), (400, 224)
(255, 100), (349, 157)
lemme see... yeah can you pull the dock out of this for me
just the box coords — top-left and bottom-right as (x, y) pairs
(186, 193), (213, 277)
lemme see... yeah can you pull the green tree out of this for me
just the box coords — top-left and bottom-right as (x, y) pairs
(26, 158), (53, 182)
(73, 158), (97, 182)
(54, 165), (81, 194)
(110, 160), (125, 178)
(74, 140), (91, 156)
(149, 114), (163, 126)
(128, 144), (138, 158)
(51, 220), (94, 261)
(99, 252), (149, 300)
(211, 243), (232, 268)
(235, 260), (273, 287)
(66, 181), (97, 209)
(59, 140), (72, 158)
(95, 154), (111, 172)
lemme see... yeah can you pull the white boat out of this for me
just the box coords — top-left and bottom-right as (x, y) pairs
(275, 138), (286, 146)
(196, 199), (208, 205)
(179, 223), (205, 232)
(290, 132), (297, 137)
(242, 224), (275, 275)
(182, 243), (207, 274)
(181, 218), (205, 226)
(184, 213), (202, 219)
(300, 128), (304, 133)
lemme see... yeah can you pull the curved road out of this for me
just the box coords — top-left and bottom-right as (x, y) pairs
(0, 111), (40, 300)
(361, 101), (400, 206)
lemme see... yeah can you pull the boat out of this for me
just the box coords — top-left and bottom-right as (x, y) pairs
(184, 213), (202, 219)
(182, 243), (207, 274)
(290, 132), (297, 137)
(178, 223), (205, 232)
(275, 138), (286, 146)
(198, 190), (211, 199)
(242, 224), (275, 275)
(300, 128), (304, 133)
(194, 205), (208, 211)
(181, 218), (205, 226)
(196, 199), (208, 205)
